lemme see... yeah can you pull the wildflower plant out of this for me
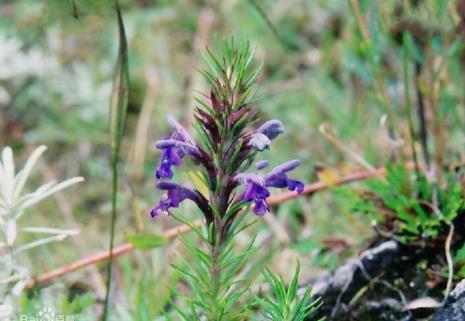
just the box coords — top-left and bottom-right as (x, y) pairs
(0, 145), (82, 319)
(151, 40), (318, 319)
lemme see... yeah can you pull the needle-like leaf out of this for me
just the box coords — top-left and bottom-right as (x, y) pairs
(109, 2), (129, 159)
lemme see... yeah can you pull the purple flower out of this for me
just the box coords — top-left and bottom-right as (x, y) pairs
(150, 182), (202, 217)
(235, 174), (270, 216)
(250, 120), (285, 151)
(234, 160), (304, 215)
(155, 116), (199, 179)
(264, 160), (304, 193)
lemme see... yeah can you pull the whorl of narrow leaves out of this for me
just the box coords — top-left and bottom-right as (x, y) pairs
(109, 3), (129, 158)
(170, 224), (256, 320)
(257, 262), (323, 321)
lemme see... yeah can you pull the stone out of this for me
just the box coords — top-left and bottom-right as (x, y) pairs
(432, 279), (465, 321)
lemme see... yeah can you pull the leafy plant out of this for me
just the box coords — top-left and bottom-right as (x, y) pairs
(149, 40), (320, 319)
(0, 145), (83, 318)
(358, 165), (464, 242)
(256, 262), (322, 321)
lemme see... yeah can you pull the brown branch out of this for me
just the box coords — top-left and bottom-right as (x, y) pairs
(27, 221), (199, 288)
(28, 164), (406, 288)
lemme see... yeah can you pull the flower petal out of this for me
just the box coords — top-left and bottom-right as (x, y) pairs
(257, 119), (284, 140)
(249, 132), (270, 151)
(166, 115), (195, 144)
(253, 199), (269, 216)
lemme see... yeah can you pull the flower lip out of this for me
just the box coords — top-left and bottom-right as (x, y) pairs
(253, 199), (269, 216)
(155, 147), (182, 179)
(242, 180), (270, 215)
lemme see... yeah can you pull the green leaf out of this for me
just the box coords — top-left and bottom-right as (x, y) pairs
(455, 243), (465, 262)
(127, 233), (167, 249)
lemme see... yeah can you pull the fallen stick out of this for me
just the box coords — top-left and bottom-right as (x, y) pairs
(27, 222), (200, 288)
(27, 166), (390, 288)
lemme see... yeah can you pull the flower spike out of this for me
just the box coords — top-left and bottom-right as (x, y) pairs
(151, 43), (304, 223)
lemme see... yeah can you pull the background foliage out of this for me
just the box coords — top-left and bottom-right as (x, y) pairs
(1, 0), (464, 319)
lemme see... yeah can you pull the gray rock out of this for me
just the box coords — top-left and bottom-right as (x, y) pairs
(432, 280), (465, 321)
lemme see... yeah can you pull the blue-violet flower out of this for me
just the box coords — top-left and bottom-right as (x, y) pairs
(155, 116), (199, 179)
(234, 160), (304, 215)
(250, 119), (284, 151)
(150, 182), (206, 217)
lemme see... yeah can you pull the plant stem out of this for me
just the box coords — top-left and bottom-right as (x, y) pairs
(102, 156), (119, 321)
(209, 237), (222, 320)
(415, 61), (430, 168)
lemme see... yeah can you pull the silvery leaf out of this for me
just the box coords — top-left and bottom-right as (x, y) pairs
(20, 227), (78, 235)
(5, 220), (16, 246)
(13, 145), (47, 199)
(13, 232), (76, 256)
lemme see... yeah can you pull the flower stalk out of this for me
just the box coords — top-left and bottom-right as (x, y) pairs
(103, 3), (129, 321)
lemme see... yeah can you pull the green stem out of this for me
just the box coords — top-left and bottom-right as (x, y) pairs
(102, 154), (119, 321)
(209, 241), (221, 320)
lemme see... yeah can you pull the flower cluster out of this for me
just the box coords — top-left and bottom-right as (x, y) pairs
(150, 42), (304, 237)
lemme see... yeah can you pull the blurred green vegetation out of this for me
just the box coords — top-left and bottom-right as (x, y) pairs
(1, 0), (465, 319)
